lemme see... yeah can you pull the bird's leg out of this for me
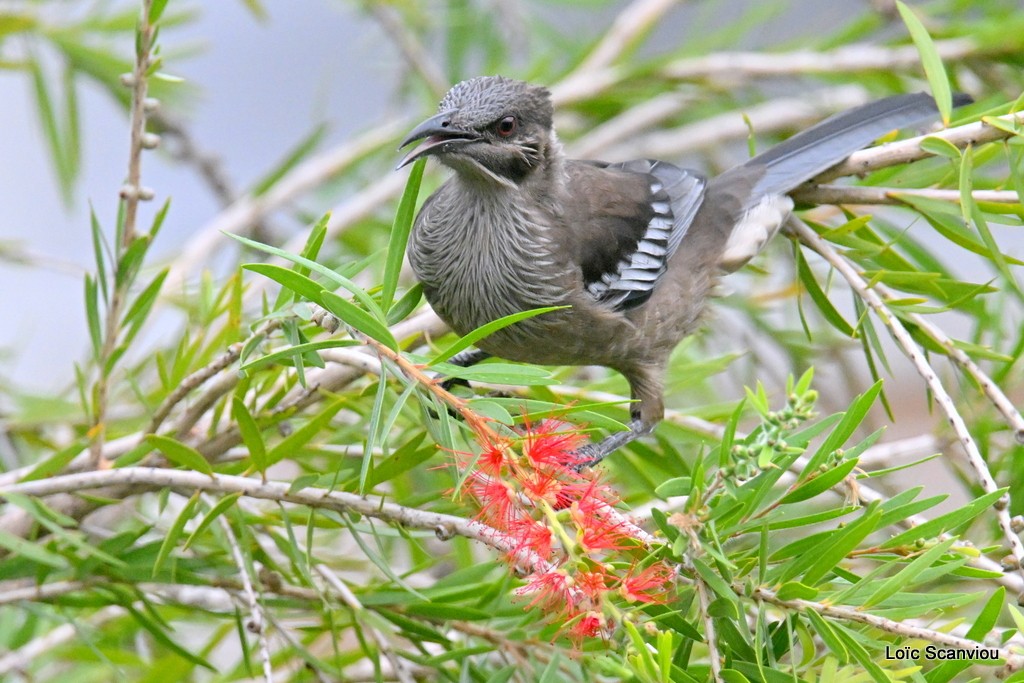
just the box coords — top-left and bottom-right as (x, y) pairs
(573, 365), (664, 469)
(573, 418), (653, 470)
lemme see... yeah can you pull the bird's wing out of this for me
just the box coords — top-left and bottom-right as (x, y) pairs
(566, 160), (706, 311)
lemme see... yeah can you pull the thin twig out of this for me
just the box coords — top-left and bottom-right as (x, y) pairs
(315, 564), (416, 683)
(0, 605), (125, 676)
(598, 85), (872, 161)
(686, 529), (723, 682)
(0, 468), (552, 572)
(753, 584), (1024, 674)
(788, 216), (1024, 575)
(817, 111), (1024, 182)
(792, 185), (1021, 206)
(164, 118), (408, 293)
(90, 0), (157, 467)
(216, 501), (273, 682)
(871, 280), (1024, 442)
(662, 38), (977, 81)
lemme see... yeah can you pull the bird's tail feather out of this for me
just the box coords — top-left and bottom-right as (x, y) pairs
(745, 91), (970, 202)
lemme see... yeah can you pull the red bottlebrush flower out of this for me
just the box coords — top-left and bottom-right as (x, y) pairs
(507, 517), (554, 561)
(570, 502), (631, 553)
(516, 568), (577, 612)
(521, 420), (588, 470)
(467, 471), (520, 530)
(571, 611), (605, 640)
(478, 441), (508, 477)
(575, 567), (612, 600)
(620, 562), (674, 604)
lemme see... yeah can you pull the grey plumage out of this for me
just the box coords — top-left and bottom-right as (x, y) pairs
(399, 76), (966, 465)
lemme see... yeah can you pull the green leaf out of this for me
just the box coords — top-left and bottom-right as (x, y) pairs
(880, 489), (1007, 549)
(243, 263), (326, 307)
(240, 339), (360, 374)
(795, 246), (855, 337)
(184, 493), (243, 550)
(153, 492), (200, 578)
(0, 528), (67, 568)
(804, 610), (847, 663)
(862, 537), (957, 608)
(434, 361), (555, 386)
(386, 283), (424, 325)
(799, 382), (881, 481)
(227, 230), (385, 318)
(232, 397), (267, 474)
(319, 290), (398, 351)
(123, 268), (169, 344)
(775, 582), (818, 601)
(265, 397), (347, 467)
(150, 0), (170, 23)
(780, 457), (859, 504)
(655, 477), (692, 499)
(145, 435), (214, 476)
(426, 306), (568, 366)
(382, 158), (425, 311)
(896, 0), (952, 125)
(89, 206), (109, 302)
(84, 274), (102, 361)
(125, 604), (216, 670)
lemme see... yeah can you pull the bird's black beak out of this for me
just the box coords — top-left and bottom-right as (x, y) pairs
(396, 110), (480, 169)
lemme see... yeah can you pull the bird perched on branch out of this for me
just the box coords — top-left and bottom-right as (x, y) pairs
(398, 76), (966, 467)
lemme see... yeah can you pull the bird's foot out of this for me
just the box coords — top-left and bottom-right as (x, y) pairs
(571, 419), (649, 471)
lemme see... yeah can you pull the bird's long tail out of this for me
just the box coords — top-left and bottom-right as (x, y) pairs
(715, 91), (969, 271)
(745, 91), (971, 201)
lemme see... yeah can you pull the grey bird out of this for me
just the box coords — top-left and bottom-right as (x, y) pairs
(398, 76), (966, 466)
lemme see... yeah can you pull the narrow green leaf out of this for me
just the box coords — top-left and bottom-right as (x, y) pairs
(319, 290), (398, 351)
(29, 58), (73, 204)
(150, 0), (169, 22)
(655, 477), (692, 499)
(800, 506), (884, 586)
(804, 610), (847, 663)
(152, 491), (199, 578)
(776, 582), (818, 601)
(89, 207), (109, 302)
(184, 493), (243, 550)
(232, 397), (267, 474)
(227, 231), (385, 318)
(145, 434), (214, 476)
(265, 397), (347, 467)
(84, 274), (102, 361)
(125, 605), (215, 670)
(123, 268), (168, 342)
(243, 262), (326, 306)
(434, 362), (554, 386)
(781, 458), (859, 504)
(240, 339), (360, 374)
(799, 382), (881, 481)
(880, 489), (1006, 549)
(831, 624), (889, 683)
(0, 528), (67, 568)
(386, 283), (424, 325)
(896, 0), (952, 125)
(862, 537), (957, 608)
(428, 306), (569, 365)
(382, 158), (425, 311)
(795, 247), (855, 337)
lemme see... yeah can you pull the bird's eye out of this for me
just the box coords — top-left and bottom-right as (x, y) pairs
(495, 115), (517, 137)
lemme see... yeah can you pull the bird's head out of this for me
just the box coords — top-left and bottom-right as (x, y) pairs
(398, 76), (555, 187)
